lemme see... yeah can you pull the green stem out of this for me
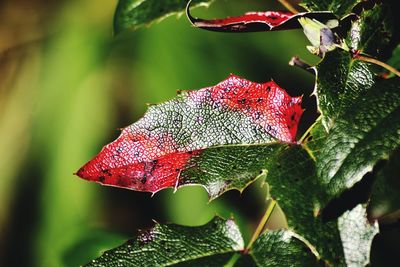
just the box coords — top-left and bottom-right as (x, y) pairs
(244, 199), (277, 254)
(355, 54), (400, 77)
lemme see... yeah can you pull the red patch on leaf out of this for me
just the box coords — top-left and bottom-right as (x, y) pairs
(76, 74), (303, 193)
(188, 75), (303, 142)
(186, 1), (335, 33)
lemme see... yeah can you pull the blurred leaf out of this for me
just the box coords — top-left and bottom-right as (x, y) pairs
(114, 0), (213, 34)
(368, 149), (400, 222)
(386, 44), (400, 78)
(77, 75), (303, 199)
(63, 230), (127, 267)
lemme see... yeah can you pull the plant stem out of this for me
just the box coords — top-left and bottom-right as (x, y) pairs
(289, 56), (314, 74)
(355, 55), (400, 77)
(244, 199), (277, 254)
(278, 0), (300, 14)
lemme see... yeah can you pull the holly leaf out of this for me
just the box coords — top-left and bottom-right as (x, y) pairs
(113, 0), (213, 34)
(313, 49), (375, 130)
(264, 145), (379, 266)
(315, 76), (400, 205)
(76, 74), (303, 199)
(300, 0), (361, 17)
(186, 0), (335, 33)
(84, 217), (320, 266)
(308, 2), (400, 204)
(84, 217), (243, 266)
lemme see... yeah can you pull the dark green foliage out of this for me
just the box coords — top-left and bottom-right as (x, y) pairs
(300, 0), (361, 17)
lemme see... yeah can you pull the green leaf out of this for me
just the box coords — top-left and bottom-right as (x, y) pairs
(113, 0), (213, 34)
(180, 144), (281, 199)
(309, 1), (400, 206)
(386, 44), (400, 76)
(265, 146), (343, 265)
(316, 78), (400, 202)
(84, 217), (243, 266)
(84, 217), (321, 266)
(300, 0), (360, 17)
(264, 145), (379, 266)
(249, 230), (320, 267)
(314, 49), (375, 130)
(338, 204), (379, 267)
(368, 148), (400, 222)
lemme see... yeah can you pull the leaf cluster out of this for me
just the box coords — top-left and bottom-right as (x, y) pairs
(78, 0), (400, 266)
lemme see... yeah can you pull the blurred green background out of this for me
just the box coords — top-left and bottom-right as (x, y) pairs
(0, 0), (318, 266)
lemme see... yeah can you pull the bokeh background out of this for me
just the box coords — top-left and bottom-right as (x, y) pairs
(0, 0), (320, 266)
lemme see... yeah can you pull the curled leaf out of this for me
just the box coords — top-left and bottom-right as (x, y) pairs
(186, 0), (335, 33)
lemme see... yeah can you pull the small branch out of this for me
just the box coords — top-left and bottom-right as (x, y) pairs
(244, 199), (276, 254)
(278, 0), (300, 14)
(355, 54), (400, 77)
(289, 56), (315, 75)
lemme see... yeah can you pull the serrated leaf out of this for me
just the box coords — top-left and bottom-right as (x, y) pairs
(264, 145), (379, 266)
(309, 1), (400, 206)
(84, 217), (321, 267)
(113, 0), (212, 34)
(314, 49), (375, 130)
(84, 217), (243, 267)
(187, 1), (335, 33)
(368, 148), (400, 222)
(300, 0), (361, 17)
(76, 74), (303, 199)
(316, 78), (400, 203)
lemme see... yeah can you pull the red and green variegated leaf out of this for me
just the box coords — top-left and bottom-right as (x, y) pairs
(76, 74), (303, 198)
(186, 0), (335, 33)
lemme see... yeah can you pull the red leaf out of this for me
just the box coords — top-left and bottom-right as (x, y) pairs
(76, 74), (303, 193)
(186, 1), (335, 32)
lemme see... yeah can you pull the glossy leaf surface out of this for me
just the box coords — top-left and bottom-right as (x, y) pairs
(84, 217), (243, 266)
(316, 77), (400, 203)
(76, 75), (303, 198)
